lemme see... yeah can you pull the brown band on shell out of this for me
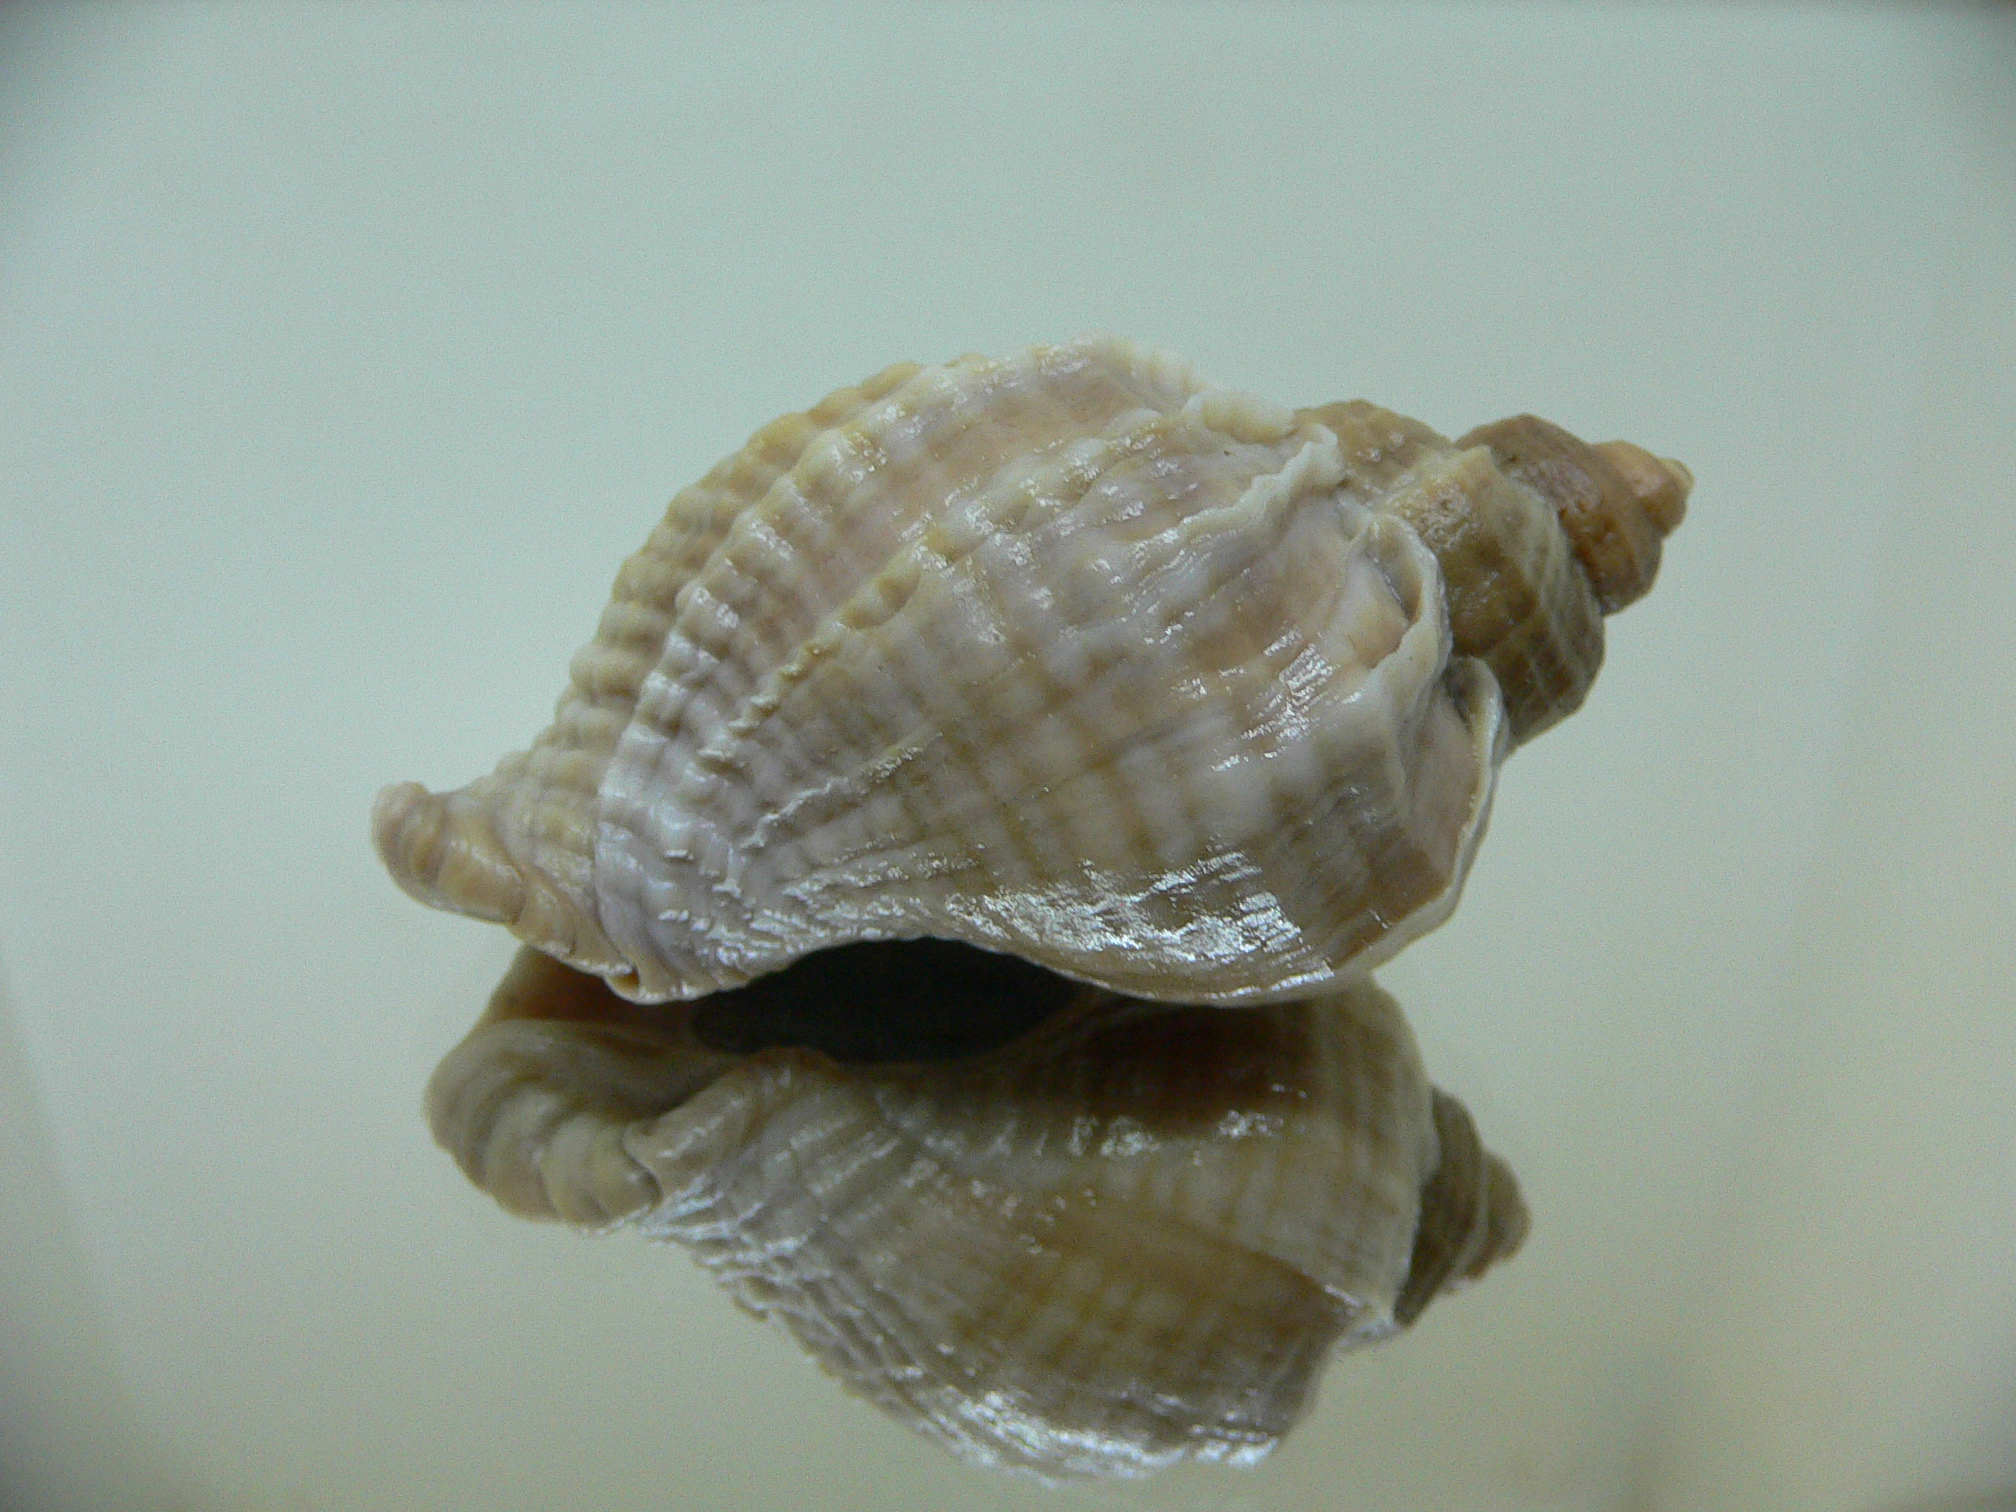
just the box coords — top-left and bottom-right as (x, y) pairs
(1393, 1087), (1529, 1327)
(1457, 415), (1690, 614)
(1378, 445), (1606, 745)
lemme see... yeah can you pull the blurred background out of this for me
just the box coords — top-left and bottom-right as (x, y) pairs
(2, 5), (2011, 1511)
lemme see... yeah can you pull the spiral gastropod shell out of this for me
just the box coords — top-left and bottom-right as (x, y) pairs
(374, 337), (1687, 1007)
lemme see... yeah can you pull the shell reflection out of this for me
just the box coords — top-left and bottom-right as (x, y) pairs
(429, 940), (1526, 1477)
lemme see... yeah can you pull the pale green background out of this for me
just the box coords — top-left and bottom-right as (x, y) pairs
(2, 5), (2012, 1511)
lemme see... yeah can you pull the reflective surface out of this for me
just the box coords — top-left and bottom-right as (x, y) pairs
(423, 942), (1521, 1476)
(2, 5), (2012, 1511)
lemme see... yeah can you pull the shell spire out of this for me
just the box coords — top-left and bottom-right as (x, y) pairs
(1459, 415), (1691, 615)
(1301, 400), (1689, 745)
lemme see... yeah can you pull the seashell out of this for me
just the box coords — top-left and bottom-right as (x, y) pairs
(373, 337), (1687, 1006)
(429, 938), (1528, 1477)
